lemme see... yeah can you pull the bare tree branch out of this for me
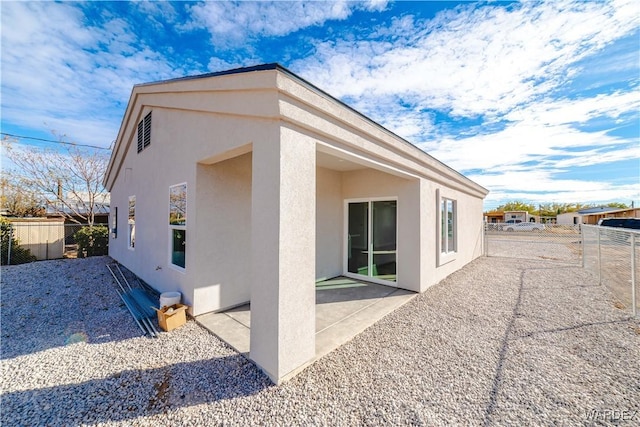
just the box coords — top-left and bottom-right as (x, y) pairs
(2, 136), (109, 225)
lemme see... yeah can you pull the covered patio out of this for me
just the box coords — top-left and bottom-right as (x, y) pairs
(196, 276), (416, 379)
(105, 64), (487, 384)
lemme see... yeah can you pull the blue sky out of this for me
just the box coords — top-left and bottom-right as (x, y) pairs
(1, 0), (638, 209)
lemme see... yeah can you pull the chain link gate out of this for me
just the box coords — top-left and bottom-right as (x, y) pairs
(484, 223), (582, 264)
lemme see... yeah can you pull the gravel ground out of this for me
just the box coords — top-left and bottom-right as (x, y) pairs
(1, 255), (639, 426)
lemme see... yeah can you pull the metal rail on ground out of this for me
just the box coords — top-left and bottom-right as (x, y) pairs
(106, 262), (160, 337)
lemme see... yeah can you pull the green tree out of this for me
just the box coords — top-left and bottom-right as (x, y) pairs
(604, 202), (629, 209)
(74, 225), (109, 258)
(488, 201), (631, 216)
(494, 201), (536, 213)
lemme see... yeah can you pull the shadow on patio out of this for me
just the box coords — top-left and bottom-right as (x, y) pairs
(196, 276), (416, 362)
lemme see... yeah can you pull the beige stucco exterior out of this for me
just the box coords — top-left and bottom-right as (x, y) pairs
(105, 64), (488, 384)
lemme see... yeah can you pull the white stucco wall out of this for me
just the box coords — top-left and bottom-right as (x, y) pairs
(108, 104), (280, 315)
(316, 166), (343, 281)
(250, 127), (316, 383)
(341, 168), (422, 292)
(106, 65), (488, 384)
(193, 153), (252, 315)
(108, 107), (198, 309)
(423, 184), (485, 290)
(557, 212), (582, 225)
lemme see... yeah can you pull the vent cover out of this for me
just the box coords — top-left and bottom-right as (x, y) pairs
(137, 112), (152, 153)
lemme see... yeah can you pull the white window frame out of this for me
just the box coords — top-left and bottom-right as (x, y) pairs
(168, 183), (187, 272)
(128, 196), (135, 250)
(111, 206), (118, 239)
(437, 190), (457, 266)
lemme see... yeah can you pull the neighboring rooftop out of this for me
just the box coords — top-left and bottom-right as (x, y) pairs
(577, 206), (624, 214)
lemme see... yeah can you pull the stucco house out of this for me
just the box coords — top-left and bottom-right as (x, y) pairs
(104, 63), (488, 383)
(557, 206), (640, 225)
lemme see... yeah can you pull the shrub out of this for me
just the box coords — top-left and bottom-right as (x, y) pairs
(0, 217), (37, 265)
(75, 225), (109, 258)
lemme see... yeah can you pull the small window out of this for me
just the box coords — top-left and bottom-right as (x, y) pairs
(441, 198), (456, 254)
(137, 112), (152, 153)
(128, 196), (135, 249)
(111, 207), (118, 239)
(169, 184), (186, 269)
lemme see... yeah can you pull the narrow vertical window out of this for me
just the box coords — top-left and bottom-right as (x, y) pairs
(111, 207), (118, 239)
(128, 196), (135, 249)
(441, 200), (447, 252)
(447, 199), (455, 252)
(169, 184), (186, 269)
(441, 197), (456, 254)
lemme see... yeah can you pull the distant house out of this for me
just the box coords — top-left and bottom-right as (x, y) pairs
(558, 206), (640, 225)
(104, 64), (488, 383)
(484, 211), (504, 224)
(503, 210), (532, 223)
(485, 210), (534, 223)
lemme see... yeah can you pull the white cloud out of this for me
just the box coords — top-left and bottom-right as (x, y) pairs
(423, 123), (627, 173)
(184, 1), (387, 45)
(294, 0), (639, 118)
(290, 0), (639, 207)
(347, 95), (436, 142)
(418, 87), (639, 179)
(0, 2), (182, 147)
(505, 91), (640, 127)
(135, 0), (179, 26)
(1, 0), (637, 209)
(483, 183), (640, 207)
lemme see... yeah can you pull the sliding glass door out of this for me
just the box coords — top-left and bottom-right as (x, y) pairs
(347, 199), (397, 282)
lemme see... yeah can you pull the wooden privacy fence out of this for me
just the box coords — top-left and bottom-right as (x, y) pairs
(6, 219), (66, 261)
(1, 220), (108, 264)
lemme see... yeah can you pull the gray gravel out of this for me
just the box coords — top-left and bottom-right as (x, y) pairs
(1, 255), (639, 426)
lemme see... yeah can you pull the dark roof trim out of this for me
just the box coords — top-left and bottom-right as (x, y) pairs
(135, 63), (281, 88)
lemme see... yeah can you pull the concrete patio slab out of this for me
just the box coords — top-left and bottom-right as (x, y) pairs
(196, 277), (417, 370)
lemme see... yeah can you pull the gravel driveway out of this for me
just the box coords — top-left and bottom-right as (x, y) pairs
(1, 256), (638, 426)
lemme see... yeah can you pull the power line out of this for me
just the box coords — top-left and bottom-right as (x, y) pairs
(1, 132), (111, 150)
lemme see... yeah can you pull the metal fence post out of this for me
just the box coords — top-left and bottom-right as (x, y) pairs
(631, 233), (637, 317)
(581, 225), (585, 268)
(7, 225), (13, 265)
(483, 224), (487, 257)
(597, 228), (601, 284)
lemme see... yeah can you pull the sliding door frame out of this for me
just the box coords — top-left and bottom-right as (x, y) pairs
(343, 197), (399, 286)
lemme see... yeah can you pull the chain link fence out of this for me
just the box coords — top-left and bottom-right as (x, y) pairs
(582, 224), (639, 316)
(1, 222), (109, 265)
(485, 222), (639, 317)
(484, 223), (582, 264)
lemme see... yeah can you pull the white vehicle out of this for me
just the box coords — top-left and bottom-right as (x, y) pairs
(504, 222), (545, 232)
